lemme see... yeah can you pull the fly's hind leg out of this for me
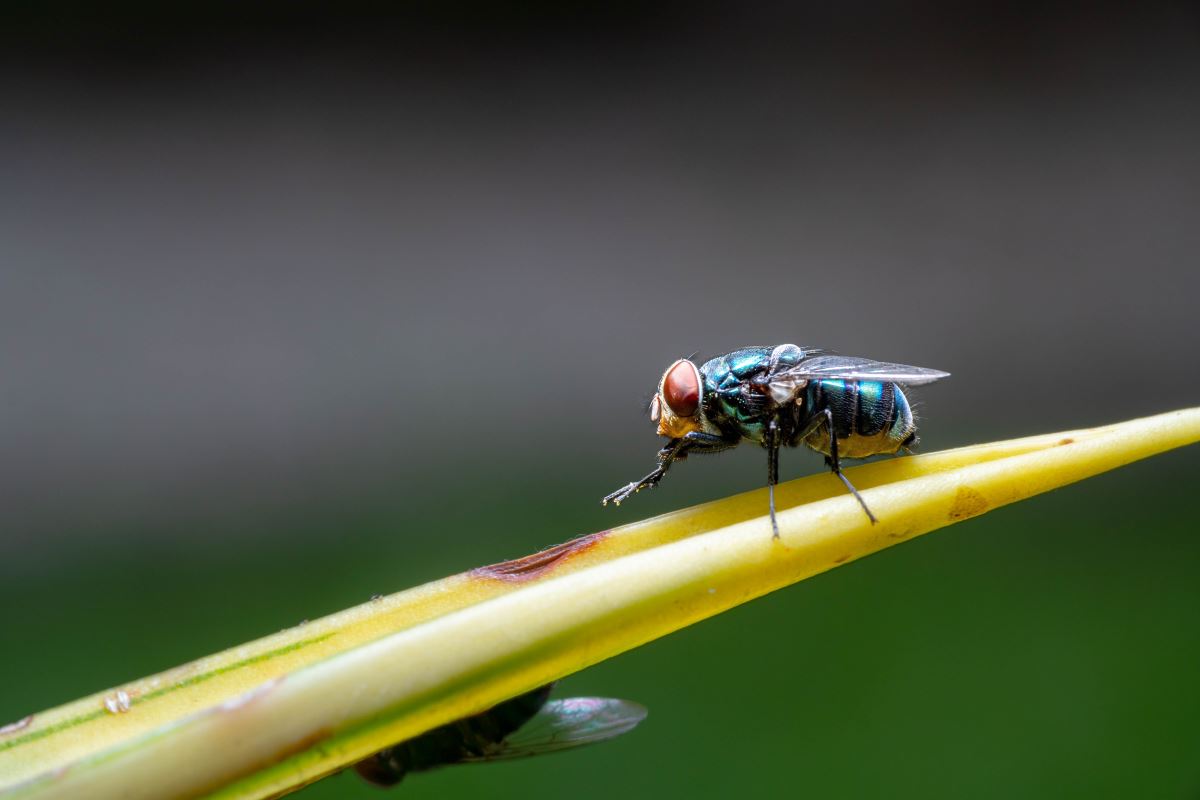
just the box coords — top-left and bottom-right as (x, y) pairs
(822, 408), (878, 525)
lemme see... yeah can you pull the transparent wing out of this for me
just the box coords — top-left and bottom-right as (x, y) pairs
(778, 354), (950, 385)
(461, 697), (647, 762)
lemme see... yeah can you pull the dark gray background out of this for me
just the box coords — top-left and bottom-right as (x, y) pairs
(3, 3), (1197, 563)
(3, 5), (1200, 799)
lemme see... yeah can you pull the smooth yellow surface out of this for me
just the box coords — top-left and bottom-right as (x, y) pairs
(3, 408), (1197, 799)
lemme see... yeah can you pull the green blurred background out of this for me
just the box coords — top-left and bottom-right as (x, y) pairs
(2, 3), (1199, 797)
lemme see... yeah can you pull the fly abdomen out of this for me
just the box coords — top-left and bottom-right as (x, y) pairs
(804, 380), (915, 458)
(854, 381), (893, 437)
(887, 383), (916, 448)
(808, 379), (863, 440)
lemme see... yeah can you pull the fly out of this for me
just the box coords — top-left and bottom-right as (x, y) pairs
(602, 344), (950, 536)
(353, 683), (647, 788)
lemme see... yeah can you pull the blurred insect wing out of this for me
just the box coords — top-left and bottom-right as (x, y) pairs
(460, 697), (647, 762)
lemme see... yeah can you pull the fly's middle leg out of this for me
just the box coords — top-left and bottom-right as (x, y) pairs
(766, 419), (782, 538)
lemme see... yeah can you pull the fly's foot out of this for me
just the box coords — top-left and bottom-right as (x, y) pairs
(605, 443), (680, 508)
(602, 479), (659, 507)
(601, 482), (639, 507)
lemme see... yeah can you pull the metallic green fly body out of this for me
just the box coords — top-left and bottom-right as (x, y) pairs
(602, 344), (950, 535)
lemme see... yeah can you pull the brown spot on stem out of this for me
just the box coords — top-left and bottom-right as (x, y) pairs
(1058, 437), (1074, 445)
(473, 531), (608, 583)
(0, 716), (32, 736)
(833, 554), (851, 564)
(949, 486), (989, 521)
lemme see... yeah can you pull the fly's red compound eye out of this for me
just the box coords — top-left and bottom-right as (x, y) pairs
(661, 360), (700, 417)
(649, 395), (661, 422)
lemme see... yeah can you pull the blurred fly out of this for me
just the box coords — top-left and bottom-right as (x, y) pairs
(353, 683), (646, 788)
(602, 344), (949, 536)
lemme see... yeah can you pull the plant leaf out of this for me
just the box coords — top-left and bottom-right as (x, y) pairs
(2, 407), (1198, 799)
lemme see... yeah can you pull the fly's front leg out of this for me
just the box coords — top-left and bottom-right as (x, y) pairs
(821, 408), (878, 524)
(602, 431), (737, 507)
(602, 438), (687, 507)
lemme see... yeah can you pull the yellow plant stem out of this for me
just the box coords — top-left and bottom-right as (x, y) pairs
(2, 408), (1197, 799)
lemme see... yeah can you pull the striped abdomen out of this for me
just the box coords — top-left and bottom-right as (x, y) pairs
(801, 380), (915, 459)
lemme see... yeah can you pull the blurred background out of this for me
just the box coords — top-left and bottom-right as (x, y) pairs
(2, 2), (1199, 797)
